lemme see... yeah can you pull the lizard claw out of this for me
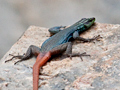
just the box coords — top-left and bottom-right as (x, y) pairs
(89, 35), (102, 42)
(5, 54), (16, 63)
(93, 35), (102, 41)
(5, 53), (23, 64)
(79, 52), (90, 61)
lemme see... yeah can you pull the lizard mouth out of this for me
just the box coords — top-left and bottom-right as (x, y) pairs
(89, 17), (95, 21)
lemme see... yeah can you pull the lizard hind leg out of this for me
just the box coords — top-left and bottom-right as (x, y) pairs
(5, 45), (41, 65)
(64, 42), (90, 60)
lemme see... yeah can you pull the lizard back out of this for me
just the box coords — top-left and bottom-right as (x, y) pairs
(40, 17), (95, 52)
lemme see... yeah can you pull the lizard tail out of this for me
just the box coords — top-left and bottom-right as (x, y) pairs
(33, 52), (51, 90)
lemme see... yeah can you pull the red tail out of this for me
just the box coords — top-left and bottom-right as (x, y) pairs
(33, 52), (51, 90)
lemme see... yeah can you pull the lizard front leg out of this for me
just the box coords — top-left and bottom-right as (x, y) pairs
(73, 31), (101, 42)
(48, 26), (66, 35)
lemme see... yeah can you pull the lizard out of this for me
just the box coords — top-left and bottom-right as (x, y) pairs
(5, 17), (100, 90)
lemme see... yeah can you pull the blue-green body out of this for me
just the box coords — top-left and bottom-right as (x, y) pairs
(41, 17), (95, 52)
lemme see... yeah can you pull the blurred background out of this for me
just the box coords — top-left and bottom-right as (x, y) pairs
(0, 0), (120, 59)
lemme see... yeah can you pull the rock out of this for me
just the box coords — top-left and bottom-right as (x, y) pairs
(0, 23), (120, 90)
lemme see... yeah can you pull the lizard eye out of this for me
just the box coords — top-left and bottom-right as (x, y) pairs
(89, 19), (92, 22)
(84, 25), (88, 28)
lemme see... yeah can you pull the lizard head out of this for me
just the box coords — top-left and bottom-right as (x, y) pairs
(75, 17), (95, 32)
(83, 17), (95, 28)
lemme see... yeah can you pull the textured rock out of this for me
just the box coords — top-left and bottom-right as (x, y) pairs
(0, 23), (120, 90)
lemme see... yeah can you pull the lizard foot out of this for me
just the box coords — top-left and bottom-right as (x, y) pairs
(5, 54), (24, 64)
(66, 52), (90, 60)
(87, 35), (102, 42)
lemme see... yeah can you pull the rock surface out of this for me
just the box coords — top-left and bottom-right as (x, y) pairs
(0, 23), (120, 90)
